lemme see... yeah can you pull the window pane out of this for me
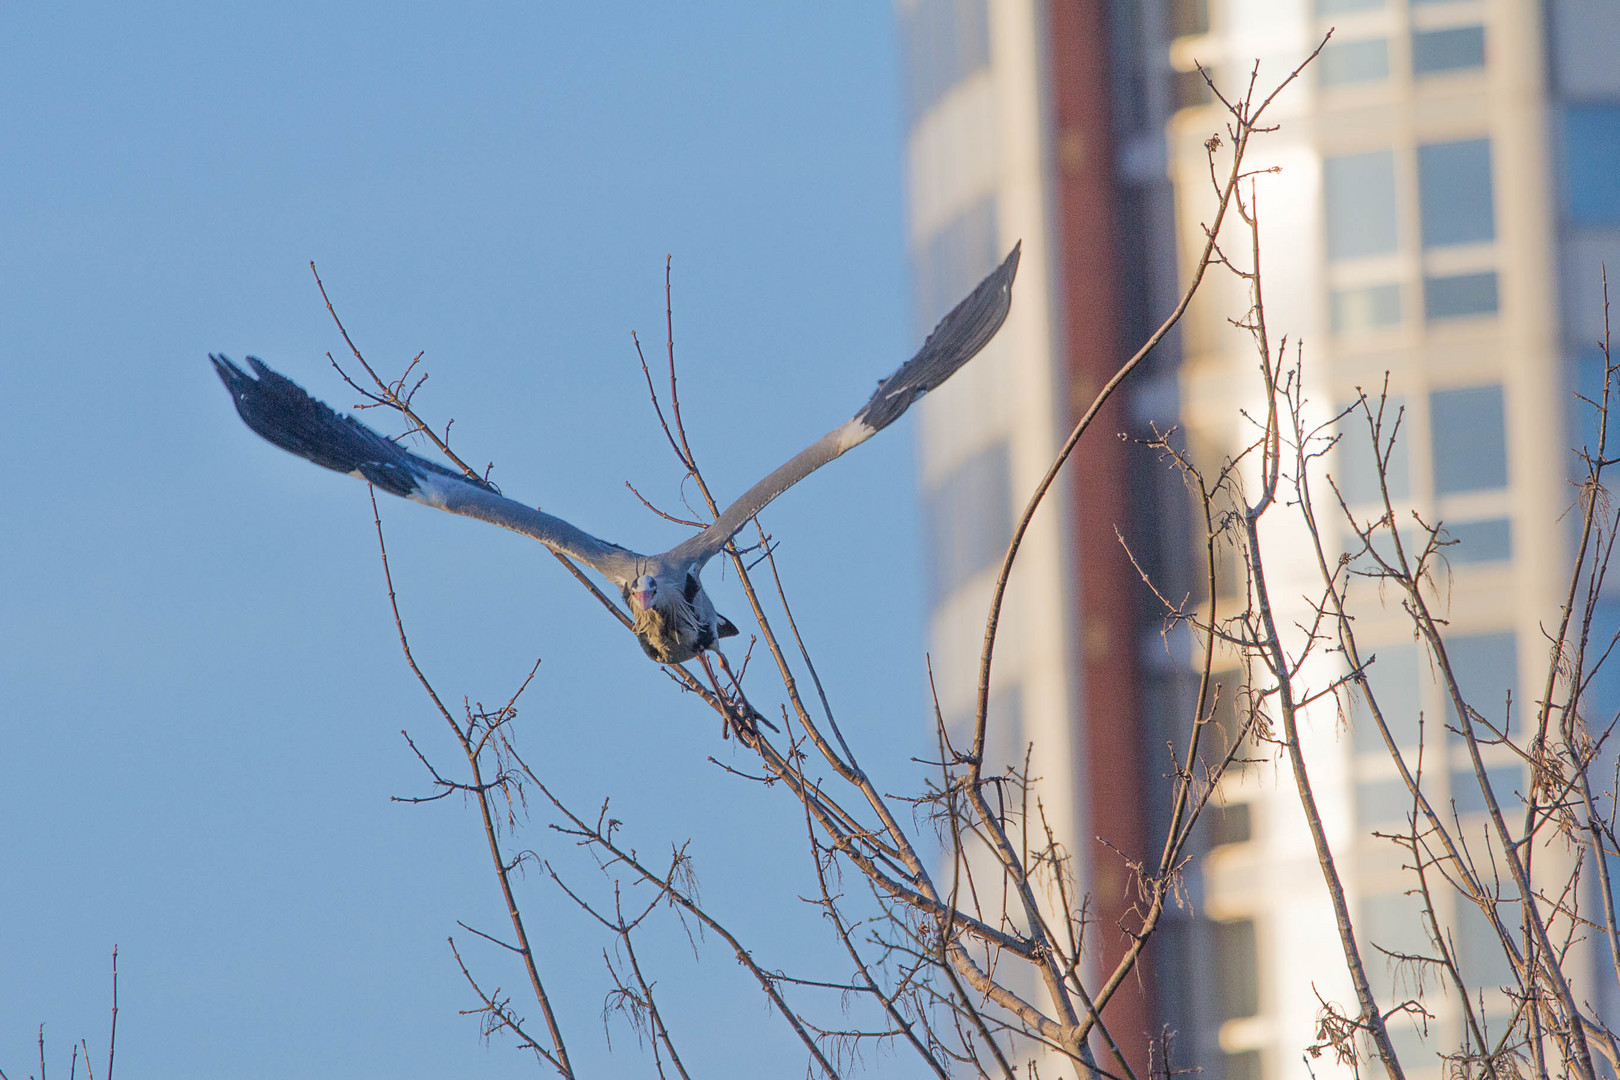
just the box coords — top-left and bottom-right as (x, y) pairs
(1584, 600), (1620, 724)
(1324, 151), (1399, 260)
(1174, 68), (1215, 110)
(1354, 641), (1421, 754)
(1452, 900), (1516, 989)
(1418, 139), (1495, 247)
(1209, 801), (1253, 846)
(1362, 891), (1429, 997)
(924, 440), (1012, 603)
(1347, 524), (1417, 577)
(1564, 105), (1620, 226)
(1574, 345), (1613, 455)
(912, 195), (999, 332)
(899, 0), (991, 121)
(1330, 282), (1403, 334)
(1412, 26), (1486, 76)
(1336, 394), (1410, 504)
(1425, 271), (1499, 319)
(1443, 518), (1512, 564)
(1356, 777), (1411, 828)
(1170, 0), (1209, 37)
(1431, 385), (1507, 493)
(1451, 765), (1522, 816)
(1214, 918), (1259, 1020)
(1321, 38), (1391, 86)
(1225, 1050), (1262, 1080)
(1440, 629), (1518, 730)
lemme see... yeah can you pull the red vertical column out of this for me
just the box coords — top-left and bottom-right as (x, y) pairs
(1046, 0), (1153, 1070)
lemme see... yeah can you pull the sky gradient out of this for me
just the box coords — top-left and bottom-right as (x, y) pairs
(1, 6), (937, 1075)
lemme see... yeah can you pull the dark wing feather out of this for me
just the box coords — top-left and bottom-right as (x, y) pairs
(663, 242), (1019, 567)
(211, 355), (643, 579)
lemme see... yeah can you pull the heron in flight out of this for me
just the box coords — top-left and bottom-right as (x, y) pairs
(212, 244), (1019, 669)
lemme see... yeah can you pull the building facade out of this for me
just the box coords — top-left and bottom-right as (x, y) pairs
(898, 1), (1620, 1077)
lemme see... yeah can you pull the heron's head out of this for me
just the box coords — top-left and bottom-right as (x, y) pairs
(628, 573), (658, 613)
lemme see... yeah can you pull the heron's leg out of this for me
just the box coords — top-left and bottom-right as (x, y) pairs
(714, 651), (775, 736)
(698, 652), (762, 742)
(698, 652), (739, 740)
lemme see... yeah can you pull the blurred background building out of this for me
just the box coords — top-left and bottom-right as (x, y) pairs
(896, 0), (1620, 1077)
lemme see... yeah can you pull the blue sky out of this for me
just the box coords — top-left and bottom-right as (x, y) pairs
(1, 6), (936, 1075)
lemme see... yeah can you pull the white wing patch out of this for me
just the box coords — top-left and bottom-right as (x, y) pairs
(831, 417), (877, 454)
(407, 470), (456, 509)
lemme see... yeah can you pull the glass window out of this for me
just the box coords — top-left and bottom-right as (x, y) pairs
(912, 195), (999, 333)
(924, 440), (1012, 603)
(1170, 0), (1209, 37)
(1356, 777), (1411, 828)
(1347, 524), (1418, 577)
(1574, 345), (1613, 455)
(1412, 26), (1486, 76)
(1564, 105), (1620, 226)
(1209, 801), (1253, 846)
(1214, 918), (1259, 1020)
(899, 0), (991, 122)
(1336, 395), (1410, 505)
(1174, 69), (1215, 110)
(1418, 139), (1495, 247)
(1584, 600), (1620, 725)
(1320, 38), (1391, 86)
(1452, 900), (1516, 989)
(1354, 641), (1422, 754)
(1451, 765), (1522, 816)
(1439, 630), (1518, 730)
(1431, 385), (1507, 494)
(1318, 0), (1383, 12)
(1425, 271), (1499, 319)
(1330, 282), (1402, 335)
(1324, 150), (1399, 260)
(1443, 518), (1512, 564)
(1225, 1050), (1262, 1080)
(1362, 890), (1430, 997)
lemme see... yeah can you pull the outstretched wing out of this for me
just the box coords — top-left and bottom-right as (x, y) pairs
(211, 355), (643, 580)
(664, 241), (1020, 567)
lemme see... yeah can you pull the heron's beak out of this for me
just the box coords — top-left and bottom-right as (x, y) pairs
(632, 588), (655, 611)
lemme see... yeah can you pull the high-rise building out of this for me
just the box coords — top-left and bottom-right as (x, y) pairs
(897, 2), (1620, 1078)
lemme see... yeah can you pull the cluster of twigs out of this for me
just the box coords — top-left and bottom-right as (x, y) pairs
(1129, 55), (1620, 1080)
(302, 64), (1325, 1080)
(301, 36), (1620, 1080)
(2, 947), (117, 1080)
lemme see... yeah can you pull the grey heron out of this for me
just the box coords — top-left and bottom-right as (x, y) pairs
(212, 244), (1019, 668)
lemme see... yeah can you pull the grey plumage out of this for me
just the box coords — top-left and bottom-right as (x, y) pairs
(213, 244), (1019, 664)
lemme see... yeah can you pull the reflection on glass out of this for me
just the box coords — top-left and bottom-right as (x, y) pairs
(898, 0), (991, 121)
(1361, 890), (1429, 997)
(1442, 518), (1512, 564)
(1412, 26), (1486, 76)
(924, 439), (1012, 604)
(1564, 105), (1620, 226)
(1353, 641), (1422, 754)
(1431, 385), (1507, 493)
(1418, 138), (1495, 247)
(1451, 897), (1516, 989)
(1320, 38), (1391, 86)
(1330, 282), (1402, 334)
(1214, 918), (1259, 1020)
(1325, 150), (1399, 259)
(1438, 629), (1518, 730)
(1425, 271), (1499, 319)
(1336, 394), (1410, 505)
(1450, 765), (1522, 816)
(912, 195), (999, 332)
